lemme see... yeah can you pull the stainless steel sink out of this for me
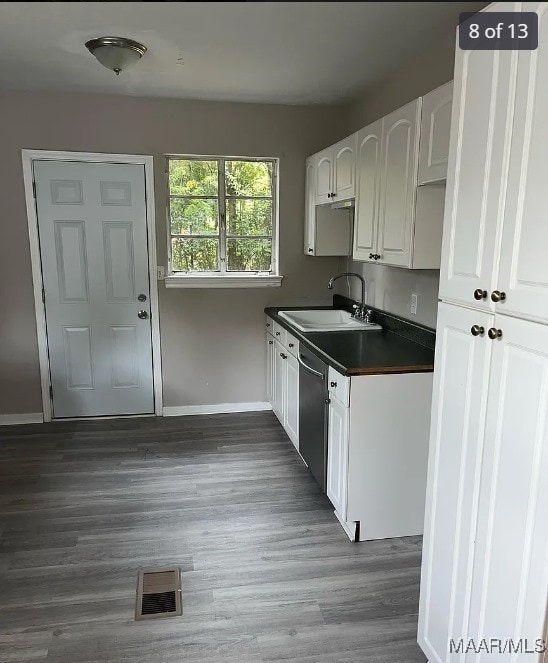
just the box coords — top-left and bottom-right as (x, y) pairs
(278, 309), (381, 333)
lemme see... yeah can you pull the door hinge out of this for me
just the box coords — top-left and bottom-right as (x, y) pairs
(32, 180), (37, 198)
(49, 385), (53, 401)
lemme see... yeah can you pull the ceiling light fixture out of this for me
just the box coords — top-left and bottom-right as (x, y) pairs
(85, 36), (147, 75)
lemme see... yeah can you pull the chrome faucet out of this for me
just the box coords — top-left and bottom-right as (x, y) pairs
(327, 272), (369, 320)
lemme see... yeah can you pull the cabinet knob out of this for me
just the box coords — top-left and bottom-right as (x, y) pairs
(473, 288), (488, 300)
(325, 398), (331, 405)
(327, 193), (332, 198)
(289, 343), (294, 348)
(330, 381), (337, 388)
(373, 254), (381, 261)
(266, 322), (270, 327)
(280, 353), (287, 359)
(491, 290), (506, 303)
(470, 325), (485, 337)
(275, 331), (280, 336)
(268, 340), (273, 345)
(308, 248), (313, 253)
(488, 327), (503, 340)
(331, 192), (337, 198)
(369, 253), (374, 259)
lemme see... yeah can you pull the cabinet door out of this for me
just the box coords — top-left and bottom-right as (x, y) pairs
(272, 340), (286, 423)
(284, 353), (299, 449)
(418, 303), (494, 662)
(353, 119), (382, 262)
(315, 147), (333, 205)
(266, 335), (274, 404)
(304, 156), (316, 255)
(377, 99), (421, 267)
(497, 3), (548, 325)
(418, 81), (453, 184)
(466, 314), (548, 656)
(439, 10), (518, 311)
(333, 134), (357, 201)
(327, 395), (348, 519)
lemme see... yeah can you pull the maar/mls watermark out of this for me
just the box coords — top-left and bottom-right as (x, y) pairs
(450, 638), (547, 655)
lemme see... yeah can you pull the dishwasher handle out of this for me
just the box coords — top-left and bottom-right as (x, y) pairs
(297, 352), (324, 379)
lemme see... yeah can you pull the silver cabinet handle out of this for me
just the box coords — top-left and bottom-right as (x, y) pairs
(297, 353), (324, 379)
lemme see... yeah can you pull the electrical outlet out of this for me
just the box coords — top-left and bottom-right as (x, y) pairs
(410, 293), (418, 315)
(157, 266), (165, 280)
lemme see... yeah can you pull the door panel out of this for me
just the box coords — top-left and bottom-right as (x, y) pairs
(378, 99), (420, 267)
(285, 353), (299, 449)
(466, 315), (548, 660)
(34, 160), (154, 418)
(439, 26), (518, 310)
(333, 135), (357, 201)
(272, 340), (285, 422)
(304, 156), (316, 255)
(266, 335), (274, 404)
(327, 396), (348, 519)
(353, 120), (382, 262)
(418, 303), (494, 663)
(315, 148), (333, 205)
(498, 3), (548, 324)
(418, 81), (453, 184)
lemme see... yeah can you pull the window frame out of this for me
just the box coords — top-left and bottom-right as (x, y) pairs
(165, 154), (281, 288)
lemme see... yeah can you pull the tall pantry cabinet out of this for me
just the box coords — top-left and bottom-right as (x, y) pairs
(418, 3), (548, 662)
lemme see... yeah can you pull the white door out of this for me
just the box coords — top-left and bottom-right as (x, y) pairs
(304, 156), (316, 255)
(284, 353), (299, 449)
(272, 340), (285, 422)
(353, 119), (382, 262)
(34, 160), (154, 418)
(377, 99), (421, 268)
(465, 315), (548, 660)
(333, 134), (357, 201)
(497, 3), (548, 325)
(418, 81), (453, 184)
(418, 303), (494, 662)
(315, 148), (333, 205)
(266, 335), (274, 403)
(439, 8), (518, 311)
(327, 395), (348, 519)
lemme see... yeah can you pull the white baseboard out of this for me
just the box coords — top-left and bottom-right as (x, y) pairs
(162, 402), (272, 417)
(0, 413), (44, 426)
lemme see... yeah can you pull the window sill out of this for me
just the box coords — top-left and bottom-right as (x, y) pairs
(164, 274), (283, 289)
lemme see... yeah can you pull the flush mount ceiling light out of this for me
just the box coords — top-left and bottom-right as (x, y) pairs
(85, 36), (147, 75)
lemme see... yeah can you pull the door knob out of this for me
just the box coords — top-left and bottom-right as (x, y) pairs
(137, 310), (149, 320)
(488, 327), (502, 340)
(491, 290), (506, 303)
(137, 293), (147, 302)
(474, 289), (487, 300)
(470, 325), (485, 337)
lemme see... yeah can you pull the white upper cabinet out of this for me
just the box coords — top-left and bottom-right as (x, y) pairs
(304, 156), (316, 255)
(333, 134), (357, 202)
(439, 44), (516, 311)
(315, 147), (334, 205)
(353, 119), (382, 262)
(418, 81), (453, 184)
(497, 2), (548, 325)
(377, 99), (421, 268)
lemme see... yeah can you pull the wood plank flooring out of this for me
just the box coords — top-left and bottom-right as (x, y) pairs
(0, 412), (426, 662)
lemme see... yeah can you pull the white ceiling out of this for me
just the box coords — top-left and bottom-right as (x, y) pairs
(0, 2), (485, 104)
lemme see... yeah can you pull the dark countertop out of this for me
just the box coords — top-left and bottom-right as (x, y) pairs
(264, 305), (435, 377)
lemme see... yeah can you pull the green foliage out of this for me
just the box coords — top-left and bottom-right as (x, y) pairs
(168, 158), (274, 273)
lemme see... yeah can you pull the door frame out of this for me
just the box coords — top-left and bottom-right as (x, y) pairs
(21, 149), (163, 422)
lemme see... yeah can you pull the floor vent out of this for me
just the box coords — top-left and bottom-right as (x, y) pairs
(135, 567), (182, 620)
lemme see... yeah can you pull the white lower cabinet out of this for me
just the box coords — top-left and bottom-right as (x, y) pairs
(326, 367), (433, 542)
(267, 317), (299, 450)
(327, 394), (348, 520)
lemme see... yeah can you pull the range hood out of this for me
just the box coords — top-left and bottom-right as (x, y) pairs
(331, 198), (354, 210)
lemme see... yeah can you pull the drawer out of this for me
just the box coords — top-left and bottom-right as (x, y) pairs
(286, 331), (299, 358)
(265, 315), (274, 334)
(328, 367), (350, 407)
(273, 321), (287, 346)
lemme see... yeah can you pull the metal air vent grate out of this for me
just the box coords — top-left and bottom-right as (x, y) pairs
(135, 567), (182, 620)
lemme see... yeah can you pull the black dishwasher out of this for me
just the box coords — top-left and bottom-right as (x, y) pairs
(297, 346), (329, 492)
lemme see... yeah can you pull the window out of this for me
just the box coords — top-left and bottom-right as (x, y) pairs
(166, 155), (281, 288)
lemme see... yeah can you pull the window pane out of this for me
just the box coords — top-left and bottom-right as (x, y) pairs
(225, 161), (273, 197)
(226, 199), (272, 236)
(171, 238), (219, 272)
(170, 198), (218, 235)
(169, 159), (218, 196)
(227, 238), (272, 272)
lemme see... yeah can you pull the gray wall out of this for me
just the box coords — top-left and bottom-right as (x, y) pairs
(0, 90), (345, 415)
(337, 32), (458, 329)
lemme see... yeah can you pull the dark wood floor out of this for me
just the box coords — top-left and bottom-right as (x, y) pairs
(0, 412), (426, 662)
